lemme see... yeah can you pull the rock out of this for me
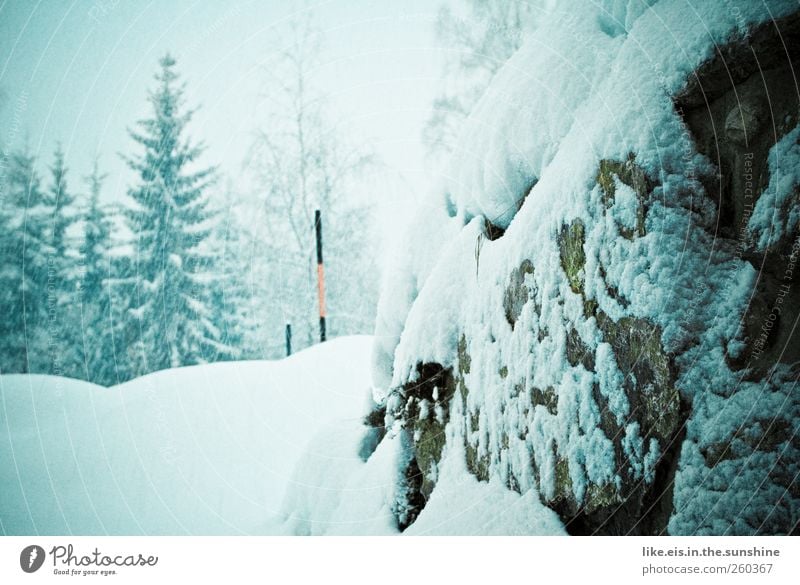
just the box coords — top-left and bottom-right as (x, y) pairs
(724, 99), (764, 145)
(597, 156), (650, 238)
(558, 220), (586, 295)
(676, 12), (800, 378)
(391, 363), (454, 502)
(503, 259), (535, 327)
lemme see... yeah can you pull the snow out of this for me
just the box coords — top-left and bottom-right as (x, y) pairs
(0, 336), (373, 534)
(406, 442), (566, 536)
(390, 218), (484, 386)
(1, 334), (566, 535)
(443, 0), (799, 233)
(747, 126), (800, 251)
(371, 194), (462, 393)
(446, 5), (621, 230)
(373, 0), (800, 535)
(278, 424), (400, 536)
(596, 0), (659, 36)
(4, 0), (798, 538)
(278, 406), (566, 535)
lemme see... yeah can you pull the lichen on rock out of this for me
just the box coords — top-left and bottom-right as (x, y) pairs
(558, 220), (586, 295)
(597, 156), (650, 238)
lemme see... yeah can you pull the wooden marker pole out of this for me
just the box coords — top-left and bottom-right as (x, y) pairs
(315, 209), (327, 342)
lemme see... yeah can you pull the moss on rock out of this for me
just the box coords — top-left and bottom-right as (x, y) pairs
(531, 386), (558, 415)
(465, 440), (491, 481)
(538, 308), (683, 533)
(558, 220), (586, 295)
(392, 361), (458, 514)
(597, 155), (650, 238)
(457, 334), (471, 375)
(702, 417), (795, 468)
(414, 415), (448, 499)
(554, 456), (573, 502)
(596, 311), (680, 440)
(566, 327), (595, 371)
(465, 408), (489, 482)
(585, 482), (623, 514)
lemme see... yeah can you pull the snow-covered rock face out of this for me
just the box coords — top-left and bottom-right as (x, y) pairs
(374, 1), (800, 535)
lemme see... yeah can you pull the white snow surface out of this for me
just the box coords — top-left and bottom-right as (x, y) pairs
(405, 442), (566, 536)
(1, 336), (565, 535)
(747, 126), (800, 251)
(0, 337), (372, 534)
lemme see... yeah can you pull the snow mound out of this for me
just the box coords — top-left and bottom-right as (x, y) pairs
(447, 4), (620, 230)
(1, 334), (564, 536)
(0, 336), (373, 535)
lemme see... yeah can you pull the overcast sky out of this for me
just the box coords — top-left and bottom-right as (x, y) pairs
(0, 0), (449, 237)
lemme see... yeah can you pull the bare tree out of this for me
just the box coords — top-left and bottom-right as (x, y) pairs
(245, 14), (377, 353)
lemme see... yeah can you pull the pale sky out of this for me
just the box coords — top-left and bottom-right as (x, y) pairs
(0, 0), (449, 238)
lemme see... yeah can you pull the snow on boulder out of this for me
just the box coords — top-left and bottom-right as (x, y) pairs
(447, 6), (620, 231)
(375, 0), (800, 535)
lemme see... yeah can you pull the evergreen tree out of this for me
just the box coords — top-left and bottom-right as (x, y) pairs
(207, 191), (248, 362)
(77, 161), (117, 384)
(0, 148), (49, 373)
(81, 161), (110, 306)
(105, 242), (140, 385)
(44, 144), (81, 378)
(122, 54), (229, 374)
(47, 145), (77, 269)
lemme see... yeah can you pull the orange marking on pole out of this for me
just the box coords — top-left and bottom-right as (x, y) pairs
(317, 262), (327, 317)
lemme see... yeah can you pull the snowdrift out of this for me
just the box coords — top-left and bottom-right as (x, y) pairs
(1, 335), (563, 535)
(0, 337), (373, 534)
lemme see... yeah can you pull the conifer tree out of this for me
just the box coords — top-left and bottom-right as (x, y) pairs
(47, 145), (77, 271)
(45, 144), (81, 378)
(78, 161), (117, 384)
(123, 54), (229, 373)
(0, 148), (49, 373)
(207, 192), (250, 361)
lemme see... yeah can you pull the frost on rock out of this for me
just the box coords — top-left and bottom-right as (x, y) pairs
(374, 0), (800, 535)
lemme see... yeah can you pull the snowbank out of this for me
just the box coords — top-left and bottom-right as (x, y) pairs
(1, 334), (565, 535)
(0, 337), (373, 534)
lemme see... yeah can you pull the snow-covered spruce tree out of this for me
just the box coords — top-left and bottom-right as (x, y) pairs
(46, 145), (78, 276)
(123, 54), (232, 375)
(104, 246), (141, 384)
(77, 161), (118, 385)
(206, 190), (249, 361)
(0, 148), (50, 374)
(44, 144), (82, 379)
